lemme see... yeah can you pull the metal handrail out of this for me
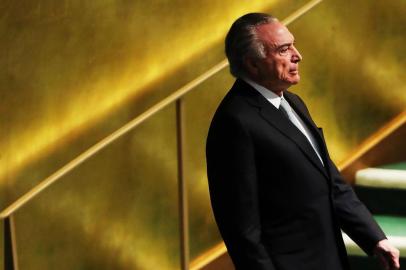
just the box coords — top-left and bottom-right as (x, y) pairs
(1, 1), (325, 269)
(338, 110), (406, 171)
(0, 59), (228, 220)
(0, 0), (323, 220)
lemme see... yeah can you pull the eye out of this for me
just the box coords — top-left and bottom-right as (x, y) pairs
(278, 45), (290, 55)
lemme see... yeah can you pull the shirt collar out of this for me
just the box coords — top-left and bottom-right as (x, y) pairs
(243, 78), (283, 109)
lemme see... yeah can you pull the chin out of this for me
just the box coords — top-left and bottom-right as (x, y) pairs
(289, 76), (300, 85)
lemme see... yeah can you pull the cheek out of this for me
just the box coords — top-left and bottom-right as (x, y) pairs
(277, 62), (290, 78)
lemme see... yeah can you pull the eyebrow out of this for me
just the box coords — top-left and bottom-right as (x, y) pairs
(276, 41), (295, 49)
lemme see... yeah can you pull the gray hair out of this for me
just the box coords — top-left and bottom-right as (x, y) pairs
(225, 13), (277, 78)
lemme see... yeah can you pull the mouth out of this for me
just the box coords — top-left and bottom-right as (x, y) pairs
(289, 70), (299, 75)
(289, 65), (299, 75)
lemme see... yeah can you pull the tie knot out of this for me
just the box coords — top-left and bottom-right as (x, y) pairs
(279, 97), (292, 116)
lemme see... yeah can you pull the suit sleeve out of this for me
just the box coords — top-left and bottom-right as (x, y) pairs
(329, 158), (387, 255)
(206, 114), (275, 270)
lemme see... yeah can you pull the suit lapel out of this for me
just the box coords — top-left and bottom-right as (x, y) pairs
(234, 80), (329, 179)
(284, 92), (322, 141)
(284, 92), (332, 172)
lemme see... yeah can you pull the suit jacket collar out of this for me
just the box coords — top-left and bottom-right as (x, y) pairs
(232, 79), (329, 180)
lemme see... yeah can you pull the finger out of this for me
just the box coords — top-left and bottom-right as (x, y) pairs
(394, 253), (400, 269)
(386, 251), (400, 270)
(389, 259), (400, 270)
(392, 256), (400, 270)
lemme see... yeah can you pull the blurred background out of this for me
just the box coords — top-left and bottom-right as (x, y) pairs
(0, 0), (405, 269)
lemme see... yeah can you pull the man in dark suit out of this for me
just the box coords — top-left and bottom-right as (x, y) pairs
(206, 13), (400, 270)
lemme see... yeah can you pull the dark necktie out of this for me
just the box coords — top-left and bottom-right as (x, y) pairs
(279, 97), (324, 166)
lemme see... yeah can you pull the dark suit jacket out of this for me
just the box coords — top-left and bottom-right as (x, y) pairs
(206, 79), (386, 270)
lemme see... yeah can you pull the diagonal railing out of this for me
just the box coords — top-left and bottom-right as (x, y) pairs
(0, 1), (323, 269)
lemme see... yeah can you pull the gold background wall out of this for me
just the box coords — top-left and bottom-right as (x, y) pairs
(0, 0), (405, 269)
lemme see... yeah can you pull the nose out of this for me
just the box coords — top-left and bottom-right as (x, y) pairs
(291, 45), (302, 63)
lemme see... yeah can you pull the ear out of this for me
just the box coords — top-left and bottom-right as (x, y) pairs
(244, 56), (260, 78)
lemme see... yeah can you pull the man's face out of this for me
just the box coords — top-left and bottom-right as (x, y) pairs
(248, 22), (302, 94)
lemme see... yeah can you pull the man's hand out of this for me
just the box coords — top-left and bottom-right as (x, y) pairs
(374, 239), (400, 270)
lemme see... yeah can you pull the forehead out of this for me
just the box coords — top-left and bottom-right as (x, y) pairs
(255, 22), (294, 47)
